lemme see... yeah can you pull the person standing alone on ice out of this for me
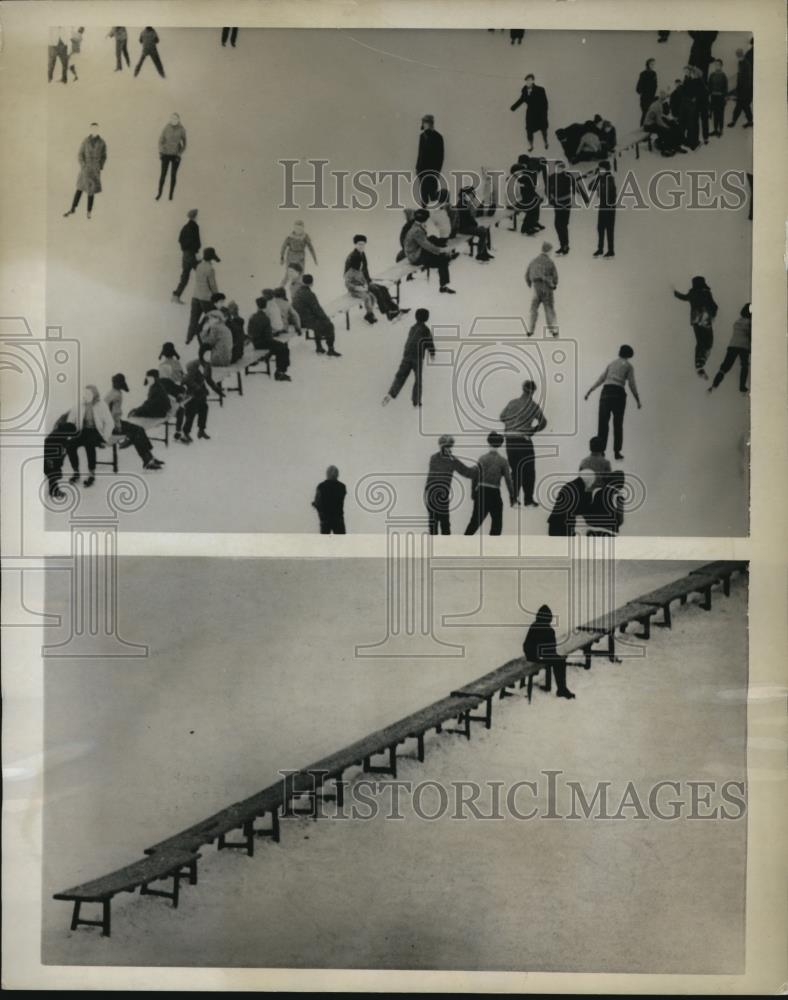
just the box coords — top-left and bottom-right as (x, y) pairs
(63, 124), (106, 220)
(107, 27), (130, 71)
(312, 466), (347, 534)
(382, 308), (436, 408)
(415, 114), (445, 206)
(636, 59), (658, 127)
(673, 276), (718, 379)
(525, 242), (559, 336)
(134, 27), (165, 78)
(591, 160), (616, 258)
(280, 220), (317, 287)
(172, 209), (200, 303)
(510, 74), (549, 153)
(584, 344), (642, 461)
(156, 113), (187, 201)
(709, 303), (751, 395)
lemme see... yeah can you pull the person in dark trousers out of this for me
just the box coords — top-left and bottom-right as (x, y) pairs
(510, 30), (524, 45)
(179, 360), (210, 443)
(584, 344), (642, 461)
(382, 308), (435, 408)
(156, 113), (187, 201)
(63, 385), (116, 487)
(63, 124), (106, 220)
(514, 158), (544, 236)
(104, 374), (164, 470)
(313, 466), (347, 534)
(709, 303), (751, 394)
(224, 301), (246, 363)
(344, 236), (403, 319)
(547, 160), (579, 255)
(688, 30), (718, 81)
(499, 380), (547, 507)
(221, 28), (239, 47)
(636, 59), (658, 126)
(134, 27), (165, 78)
(547, 471), (595, 537)
(128, 369), (173, 420)
(510, 74), (549, 152)
(107, 27), (130, 71)
(673, 276), (718, 379)
(403, 210), (457, 294)
(187, 247), (220, 344)
(248, 296), (291, 380)
(464, 432), (515, 536)
(292, 274), (341, 356)
(424, 434), (475, 535)
(48, 27), (70, 83)
(43, 415), (79, 497)
(591, 161), (616, 258)
(157, 342), (186, 439)
(415, 114), (445, 206)
(657, 31), (670, 43)
(455, 187), (494, 261)
(585, 470), (627, 536)
(523, 604), (575, 699)
(525, 242), (559, 335)
(172, 208), (200, 303)
(707, 59), (729, 136)
(643, 91), (687, 155)
(687, 65), (710, 145)
(728, 49), (753, 127)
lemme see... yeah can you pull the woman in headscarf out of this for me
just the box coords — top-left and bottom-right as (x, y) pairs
(523, 604), (575, 699)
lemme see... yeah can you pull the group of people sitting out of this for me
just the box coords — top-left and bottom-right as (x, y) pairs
(555, 115), (618, 164)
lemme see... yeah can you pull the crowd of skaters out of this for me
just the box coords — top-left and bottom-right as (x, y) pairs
(45, 28), (752, 536)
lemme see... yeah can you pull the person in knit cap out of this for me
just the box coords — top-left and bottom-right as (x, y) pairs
(525, 242), (559, 336)
(280, 219), (317, 287)
(673, 276), (718, 378)
(104, 374), (164, 470)
(709, 303), (751, 394)
(156, 112), (187, 201)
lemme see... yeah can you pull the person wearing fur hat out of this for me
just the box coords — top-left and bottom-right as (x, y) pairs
(63, 123), (106, 220)
(523, 605), (575, 698)
(104, 374), (163, 470)
(709, 303), (751, 394)
(156, 113), (187, 201)
(415, 114), (445, 206)
(424, 435), (476, 535)
(173, 209), (201, 303)
(180, 360), (210, 443)
(673, 276), (718, 378)
(525, 242), (559, 335)
(187, 247), (220, 344)
(280, 220), (317, 286)
(62, 385), (116, 487)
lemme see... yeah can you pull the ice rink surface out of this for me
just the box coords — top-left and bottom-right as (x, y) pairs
(42, 559), (747, 970)
(44, 28), (752, 535)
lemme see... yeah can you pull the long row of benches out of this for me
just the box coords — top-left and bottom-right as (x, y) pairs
(54, 560), (748, 937)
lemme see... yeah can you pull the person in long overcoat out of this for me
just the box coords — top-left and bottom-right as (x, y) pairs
(63, 125), (107, 219)
(510, 74), (549, 151)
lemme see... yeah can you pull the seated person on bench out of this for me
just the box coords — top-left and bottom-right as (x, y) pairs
(523, 604), (575, 699)
(643, 91), (687, 155)
(402, 209), (457, 294)
(344, 235), (403, 321)
(129, 369), (174, 420)
(291, 273), (341, 356)
(248, 295), (292, 381)
(271, 286), (303, 334)
(599, 120), (617, 155)
(105, 373), (164, 470)
(456, 185), (494, 261)
(62, 384), (118, 488)
(158, 341), (187, 441)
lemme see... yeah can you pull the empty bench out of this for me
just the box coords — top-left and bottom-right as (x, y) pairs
(637, 571), (727, 628)
(54, 848), (200, 937)
(578, 601), (662, 661)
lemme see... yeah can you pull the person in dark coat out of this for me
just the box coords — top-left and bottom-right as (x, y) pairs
(455, 187), (494, 261)
(668, 78), (684, 119)
(292, 275), (341, 356)
(547, 161), (580, 255)
(134, 27), (165, 78)
(415, 114), (445, 207)
(221, 28), (239, 48)
(424, 434), (475, 535)
(48, 27), (70, 83)
(63, 124), (106, 219)
(43, 415), (79, 498)
(313, 466), (347, 534)
(585, 471), (626, 536)
(128, 370), (173, 419)
(172, 209), (201, 303)
(179, 360), (210, 443)
(514, 160), (544, 236)
(636, 59), (658, 126)
(728, 49), (753, 127)
(248, 296), (291, 380)
(547, 471), (594, 537)
(688, 30), (718, 81)
(707, 60), (729, 136)
(685, 66), (710, 145)
(591, 161), (616, 258)
(523, 604), (575, 699)
(224, 301), (246, 363)
(382, 308), (435, 408)
(344, 236), (402, 319)
(709, 303), (751, 394)
(510, 30), (524, 45)
(510, 74), (549, 152)
(673, 276), (718, 378)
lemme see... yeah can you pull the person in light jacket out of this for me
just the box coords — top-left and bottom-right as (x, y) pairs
(63, 124), (107, 219)
(104, 374), (164, 470)
(134, 27), (165, 78)
(187, 247), (220, 344)
(280, 220), (317, 287)
(156, 113), (187, 201)
(525, 242), (559, 335)
(709, 303), (751, 394)
(403, 210), (456, 294)
(107, 26), (130, 71)
(64, 385), (116, 487)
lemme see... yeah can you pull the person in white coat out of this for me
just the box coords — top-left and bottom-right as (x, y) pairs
(64, 385), (116, 486)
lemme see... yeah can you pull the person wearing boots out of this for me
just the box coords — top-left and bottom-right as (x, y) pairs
(707, 59), (729, 136)
(157, 342), (187, 440)
(292, 274), (342, 356)
(510, 74), (550, 152)
(463, 432), (515, 536)
(104, 374), (164, 470)
(547, 160), (579, 255)
(134, 26), (165, 78)
(63, 385), (116, 488)
(584, 344), (642, 461)
(403, 210), (457, 294)
(415, 114), (445, 206)
(343, 236), (403, 319)
(523, 605), (575, 699)
(156, 113), (187, 201)
(636, 58), (658, 126)
(499, 380), (547, 508)
(63, 124), (106, 220)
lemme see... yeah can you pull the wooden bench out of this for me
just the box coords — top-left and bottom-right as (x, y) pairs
(637, 571), (724, 628)
(124, 411), (175, 447)
(54, 848), (200, 937)
(612, 129), (652, 170)
(578, 601), (662, 661)
(243, 346), (273, 378)
(689, 561), (748, 597)
(93, 435), (126, 474)
(451, 657), (541, 726)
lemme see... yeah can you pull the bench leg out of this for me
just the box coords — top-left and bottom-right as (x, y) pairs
(527, 675), (534, 703)
(112, 443), (118, 473)
(485, 695), (492, 728)
(417, 732), (425, 761)
(701, 586), (712, 611)
(636, 616), (651, 640)
(723, 574), (731, 597)
(584, 645), (593, 669)
(70, 900), (81, 931)
(656, 602), (672, 628)
(237, 371), (243, 397)
(69, 898), (112, 936)
(103, 898), (111, 937)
